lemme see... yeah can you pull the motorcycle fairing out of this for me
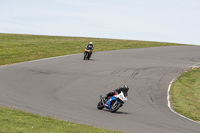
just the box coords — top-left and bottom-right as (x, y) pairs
(105, 96), (117, 109)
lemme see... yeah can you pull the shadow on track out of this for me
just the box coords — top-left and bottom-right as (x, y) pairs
(100, 109), (130, 115)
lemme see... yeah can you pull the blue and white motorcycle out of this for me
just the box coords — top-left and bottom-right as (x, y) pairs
(97, 91), (127, 113)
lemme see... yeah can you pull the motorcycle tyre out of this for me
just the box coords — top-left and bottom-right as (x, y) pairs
(83, 52), (87, 60)
(110, 103), (121, 113)
(87, 53), (90, 60)
(97, 100), (104, 109)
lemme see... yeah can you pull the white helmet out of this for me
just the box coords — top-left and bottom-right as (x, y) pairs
(89, 42), (93, 44)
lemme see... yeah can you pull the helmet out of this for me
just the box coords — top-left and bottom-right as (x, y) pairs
(123, 85), (129, 92)
(89, 42), (93, 44)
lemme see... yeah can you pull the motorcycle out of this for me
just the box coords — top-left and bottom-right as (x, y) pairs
(83, 47), (93, 60)
(97, 91), (127, 113)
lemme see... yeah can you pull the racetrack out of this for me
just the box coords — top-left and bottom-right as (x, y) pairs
(1, 46), (200, 133)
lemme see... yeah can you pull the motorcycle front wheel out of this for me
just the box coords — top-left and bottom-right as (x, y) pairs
(87, 53), (90, 60)
(83, 52), (87, 60)
(97, 100), (104, 109)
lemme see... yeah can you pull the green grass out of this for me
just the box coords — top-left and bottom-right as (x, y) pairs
(170, 67), (200, 122)
(0, 106), (122, 133)
(0, 33), (195, 132)
(0, 33), (186, 66)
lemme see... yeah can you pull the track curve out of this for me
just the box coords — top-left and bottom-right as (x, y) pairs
(1, 46), (200, 133)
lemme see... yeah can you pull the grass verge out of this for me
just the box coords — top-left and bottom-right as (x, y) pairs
(0, 33), (186, 66)
(170, 67), (200, 122)
(0, 106), (122, 133)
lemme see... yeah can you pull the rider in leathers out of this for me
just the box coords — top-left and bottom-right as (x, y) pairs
(86, 42), (94, 50)
(104, 85), (129, 109)
(85, 42), (94, 58)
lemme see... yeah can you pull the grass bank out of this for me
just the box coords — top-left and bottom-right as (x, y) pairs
(0, 33), (186, 66)
(170, 67), (200, 122)
(0, 106), (122, 133)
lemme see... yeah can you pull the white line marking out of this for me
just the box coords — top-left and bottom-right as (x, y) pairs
(167, 78), (200, 125)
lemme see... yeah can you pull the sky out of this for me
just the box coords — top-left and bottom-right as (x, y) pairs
(0, 0), (200, 45)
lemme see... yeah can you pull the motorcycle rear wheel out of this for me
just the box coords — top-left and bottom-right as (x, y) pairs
(110, 103), (121, 113)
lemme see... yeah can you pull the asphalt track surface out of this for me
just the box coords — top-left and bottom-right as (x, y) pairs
(1, 46), (200, 133)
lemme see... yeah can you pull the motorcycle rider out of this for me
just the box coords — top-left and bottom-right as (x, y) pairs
(85, 42), (94, 50)
(85, 42), (94, 57)
(104, 85), (129, 109)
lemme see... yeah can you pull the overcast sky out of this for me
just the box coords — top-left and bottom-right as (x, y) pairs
(0, 0), (200, 45)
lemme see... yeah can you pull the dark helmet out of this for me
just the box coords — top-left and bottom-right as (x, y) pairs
(123, 85), (129, 92)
